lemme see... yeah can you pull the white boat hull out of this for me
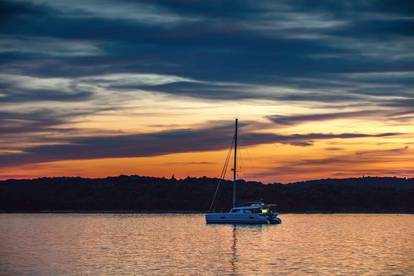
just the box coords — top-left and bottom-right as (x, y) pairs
(205, 213), (280, 224)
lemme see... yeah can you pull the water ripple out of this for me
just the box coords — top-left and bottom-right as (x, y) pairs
(0, 214), (413, 275)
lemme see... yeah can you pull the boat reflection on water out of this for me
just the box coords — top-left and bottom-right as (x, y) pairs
(229, 224), (268, 275)
(231, 225), (238, 275)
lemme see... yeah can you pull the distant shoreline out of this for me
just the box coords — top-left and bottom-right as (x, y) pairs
(2, 176), (413, 213)
(1, 210), (413, 214)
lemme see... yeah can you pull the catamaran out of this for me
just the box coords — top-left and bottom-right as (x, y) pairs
(205, 119), (282, 224)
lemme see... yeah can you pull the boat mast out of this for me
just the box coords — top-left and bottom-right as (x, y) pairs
(233, 118), (238, 208)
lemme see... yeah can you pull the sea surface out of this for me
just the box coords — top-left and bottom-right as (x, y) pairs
(0, 214), (413, 275)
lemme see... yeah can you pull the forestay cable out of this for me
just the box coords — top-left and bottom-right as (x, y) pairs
(209, 135), (234, 211)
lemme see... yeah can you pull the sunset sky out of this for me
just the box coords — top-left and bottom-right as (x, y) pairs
(1, 0), (413, 182)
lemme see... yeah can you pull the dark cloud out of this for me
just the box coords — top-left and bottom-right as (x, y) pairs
(1, 88), (93, 103)
(1, 0), (413, 82)
(0, 1), (412, 114)
(355, 146), (409, 156)
(0, 0), (50, 20)
(324, 147), (344, 151)
(0, 120), (402, 167)
(267, 110), (377, 125)
(0, 107), (116, 137)
(0, 110), (68, 135)
(162, 161), (216, 165)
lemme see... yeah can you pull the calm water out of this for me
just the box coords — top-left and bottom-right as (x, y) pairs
(0, 214), (413, 275)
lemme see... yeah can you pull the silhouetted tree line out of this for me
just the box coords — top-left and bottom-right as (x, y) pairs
(0, 176), (413, 213)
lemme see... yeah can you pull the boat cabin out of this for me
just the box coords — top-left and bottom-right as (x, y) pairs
(229, 203), (271, 215)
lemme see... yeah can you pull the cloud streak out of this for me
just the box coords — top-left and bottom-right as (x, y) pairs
(267, 110), (378, 126)
(248, 146), (412, 182)
(0, 120), (402, 168)
(0, 35), (104, 57)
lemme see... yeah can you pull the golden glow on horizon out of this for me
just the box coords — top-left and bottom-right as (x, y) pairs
(2, 92), (414, 182)
(3, 137), (413, 183)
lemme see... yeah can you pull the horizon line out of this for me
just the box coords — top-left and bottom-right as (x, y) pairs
(2, 174), (413, 185)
